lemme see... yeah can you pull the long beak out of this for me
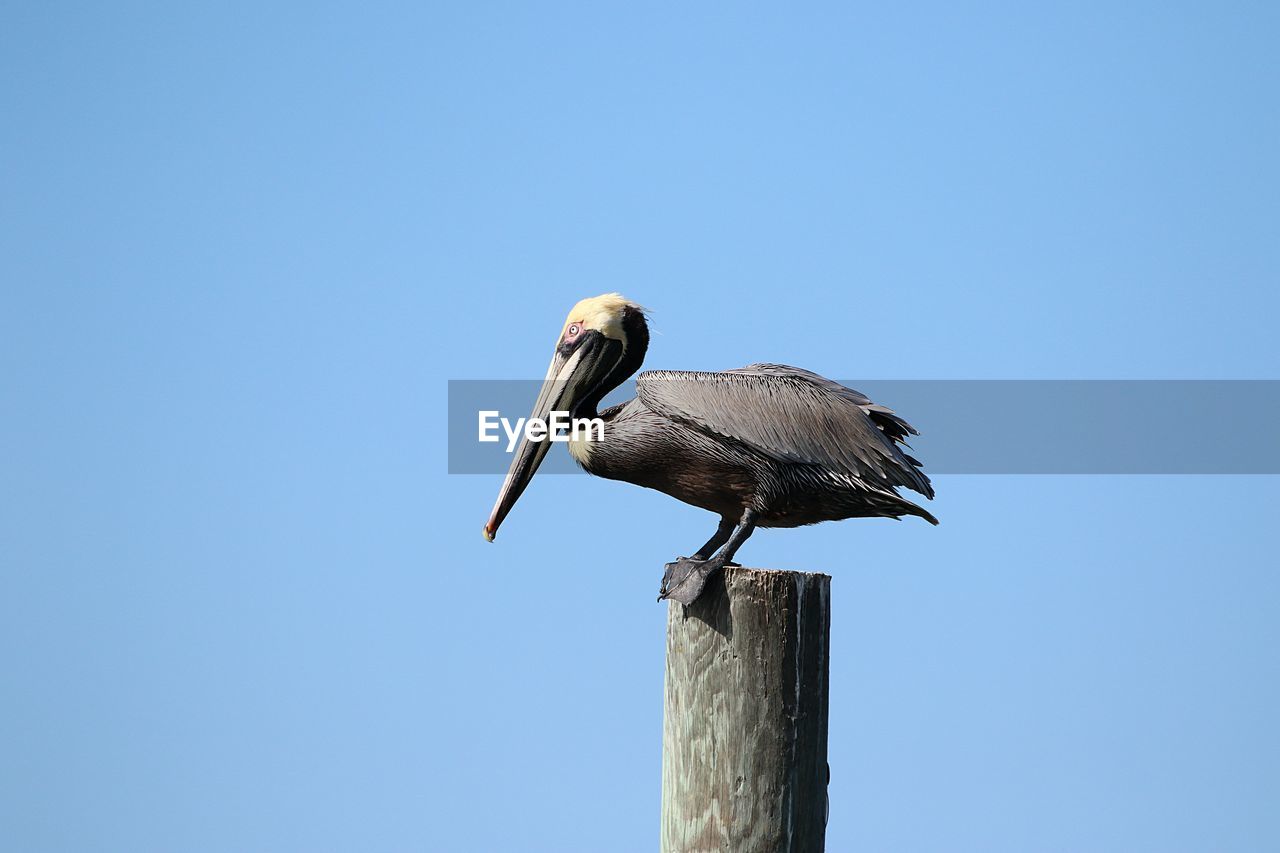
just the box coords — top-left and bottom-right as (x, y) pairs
(483, 334), (620, 542)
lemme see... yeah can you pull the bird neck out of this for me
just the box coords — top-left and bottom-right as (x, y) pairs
(572, 305), (649, 419)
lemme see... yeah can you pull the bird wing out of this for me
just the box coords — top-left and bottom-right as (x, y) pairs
(636, 363), (934, 498)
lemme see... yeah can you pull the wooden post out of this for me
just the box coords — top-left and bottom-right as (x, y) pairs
(661, 566), (831, 853)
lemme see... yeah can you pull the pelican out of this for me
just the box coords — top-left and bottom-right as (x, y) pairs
(484, 294), (937, 604)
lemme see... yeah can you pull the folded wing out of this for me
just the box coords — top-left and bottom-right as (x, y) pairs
(636, 363), (933, 498)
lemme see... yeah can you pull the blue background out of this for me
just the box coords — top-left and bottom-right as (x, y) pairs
(3, 2), (1277, 850)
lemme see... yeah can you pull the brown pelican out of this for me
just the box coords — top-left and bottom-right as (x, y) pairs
(484, 294), (937, 604)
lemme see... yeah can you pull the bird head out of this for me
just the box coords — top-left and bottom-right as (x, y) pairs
(483, 294), (647, 542)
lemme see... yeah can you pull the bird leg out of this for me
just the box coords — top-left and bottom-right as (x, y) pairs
(658, 509), (758, 604)
(690, 517), (735, 560)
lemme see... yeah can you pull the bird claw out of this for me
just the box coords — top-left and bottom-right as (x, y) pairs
(658, 556), (721, 604)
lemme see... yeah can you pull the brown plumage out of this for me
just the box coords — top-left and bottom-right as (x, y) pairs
(486, 294), (937, 604)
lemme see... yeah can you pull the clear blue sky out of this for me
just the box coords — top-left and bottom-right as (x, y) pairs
(3, 2), (1278, 851)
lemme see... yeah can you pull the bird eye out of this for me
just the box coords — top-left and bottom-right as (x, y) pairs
(568, 324), (581, 337)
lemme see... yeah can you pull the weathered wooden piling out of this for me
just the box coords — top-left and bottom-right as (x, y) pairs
(660, 566), (831, 853)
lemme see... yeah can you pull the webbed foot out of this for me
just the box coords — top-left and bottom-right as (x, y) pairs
(658, 556), (722, 604)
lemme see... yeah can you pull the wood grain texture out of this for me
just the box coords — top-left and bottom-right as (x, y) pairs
(661, 567), (831, 853)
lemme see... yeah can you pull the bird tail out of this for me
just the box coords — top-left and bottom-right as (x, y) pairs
(879, 489), (939, 525)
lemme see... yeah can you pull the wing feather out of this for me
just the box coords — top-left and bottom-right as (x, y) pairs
(636, 363), (933, 498)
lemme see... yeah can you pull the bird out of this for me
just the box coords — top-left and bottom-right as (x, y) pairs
(483, 293), (937, 604)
